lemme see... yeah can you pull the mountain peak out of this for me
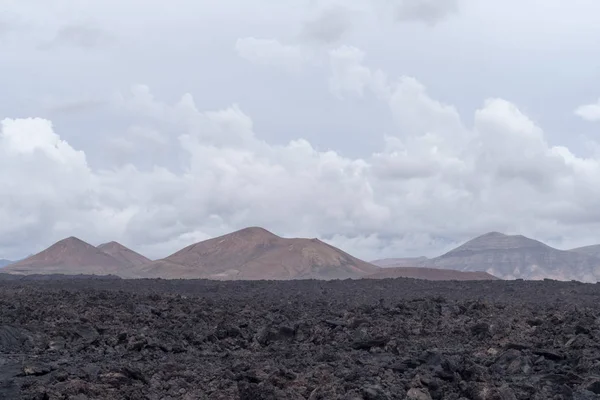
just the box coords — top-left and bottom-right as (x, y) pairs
(447, 232), (549, 253)
(98, 241), (126, 250)
(479, 231), (507, 238)
(97, 241), (151, 267)
(231, 226), (280, 239)
(58, 236), (89, 245)
(3, 236), (141, 278)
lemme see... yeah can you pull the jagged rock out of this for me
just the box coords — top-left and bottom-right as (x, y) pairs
(2, 277), (600, 399)
(407, 388), (432, 400)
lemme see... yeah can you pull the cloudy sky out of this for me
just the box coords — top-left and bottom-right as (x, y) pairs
(1, 0), (600, 261)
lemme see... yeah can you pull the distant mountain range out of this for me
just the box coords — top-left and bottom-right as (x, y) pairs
(0, 228), (494, 281)
(2, 229), (600, 282)
(0, 259), (13, 268)
(364, 267), (498, 281)
(373, 232), (600, 282)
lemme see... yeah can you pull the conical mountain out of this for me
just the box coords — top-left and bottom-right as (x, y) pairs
(97, 241), (151, 267)
(430, 232), (600, 282)
(140, 227), (380, 280)
(3, 237), (139, 278)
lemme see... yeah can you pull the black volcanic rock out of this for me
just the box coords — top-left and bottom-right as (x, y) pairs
(430, 232), (600, 282)
(2, 278), (600, 399)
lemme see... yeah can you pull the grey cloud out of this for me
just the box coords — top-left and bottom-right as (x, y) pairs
(393, 0), (460, 24)
(39, 24), (113, 50)
(301, 0), (461, 44)
(43, 98), (107, 115)
(301, 6), (354, 44)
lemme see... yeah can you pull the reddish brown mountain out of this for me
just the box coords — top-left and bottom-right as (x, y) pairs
(140, 227), (380, 280)
(97, 241), (151, 268)
(364, 266), (499, 281)
(3, 237), (140, 278)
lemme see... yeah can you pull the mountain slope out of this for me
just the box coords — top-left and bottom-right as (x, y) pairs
(97, 241), (151, 267)
(431, 232), (600, 282)
(3, 237), (140, 278)
(364, 266), (499, 281)
(0, 259), (13, 268)
(569, 244), (600, 259)
(370, 257), (429, 267)
(140, 227), (380, 280)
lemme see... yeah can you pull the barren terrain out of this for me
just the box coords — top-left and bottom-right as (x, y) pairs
(2, 277), (600, 399)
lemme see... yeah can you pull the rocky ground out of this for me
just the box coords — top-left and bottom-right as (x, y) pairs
(2, 277), (600, 399)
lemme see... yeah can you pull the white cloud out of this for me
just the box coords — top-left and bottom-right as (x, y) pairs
(3, 57), (600, 266)
(235, 37), (312, 72)
(328, 46), (388, 98)
(575, 98), (600, 122)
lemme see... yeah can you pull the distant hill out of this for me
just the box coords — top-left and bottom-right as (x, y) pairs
(0, 259), (13, 268)
(139, 227), (380, 280)
(364, 266), (499, 281)
(0, 273), (122, 281)
(371, 257), (429, 267)
(97, 241), (151, 267)
(569, 244), (600, 259)
(429, 232), (600, 282)
(3, 237), (142, 278)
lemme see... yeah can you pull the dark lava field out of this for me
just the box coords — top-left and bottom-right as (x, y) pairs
(2, 277), (600, 399)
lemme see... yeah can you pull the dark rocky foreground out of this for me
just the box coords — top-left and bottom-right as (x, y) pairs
(2, 278), (600, 399)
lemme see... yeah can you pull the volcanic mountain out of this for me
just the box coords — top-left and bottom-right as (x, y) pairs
(364, 266), (499, 281)
(97, 241), (151, 268)
(569, 244), (600, 259)
(139, 227), (380, 280)
(429, 232), (600, 282)
(3, 237), (141, 278)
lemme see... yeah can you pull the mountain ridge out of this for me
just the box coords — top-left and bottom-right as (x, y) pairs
(569, 244), (600, 259)
(3, 237), (142, 278)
